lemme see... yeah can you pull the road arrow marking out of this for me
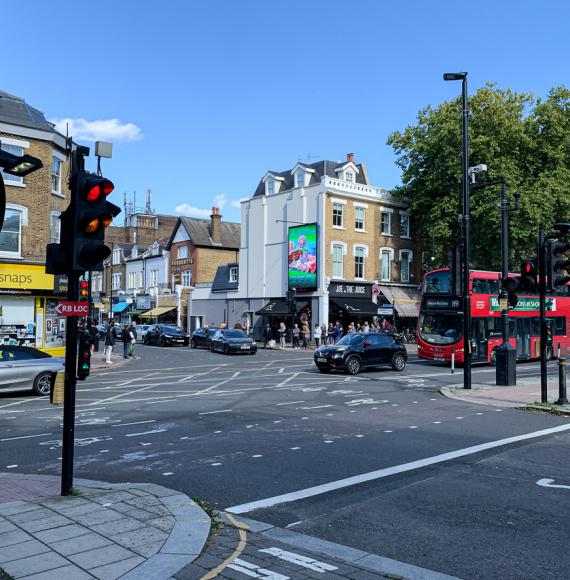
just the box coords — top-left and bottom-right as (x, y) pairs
(536, 478), (570, 490)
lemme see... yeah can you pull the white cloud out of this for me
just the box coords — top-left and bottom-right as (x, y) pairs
(174, 204), (211, 219)
(231, 197), (248, 208)
(213, 193), (227, 209)
(50, 117), (143, 142)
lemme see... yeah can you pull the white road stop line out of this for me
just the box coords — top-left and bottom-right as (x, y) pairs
(259, 547), (338, 573)
(228, 557), (289, 579)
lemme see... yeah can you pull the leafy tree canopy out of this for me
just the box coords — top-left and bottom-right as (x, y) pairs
(387, 83), (570, 271)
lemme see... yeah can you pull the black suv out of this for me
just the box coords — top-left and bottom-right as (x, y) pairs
(191, 328), (218, 349)
(314, 331), (407, 375)
(143, 324), (189, 347)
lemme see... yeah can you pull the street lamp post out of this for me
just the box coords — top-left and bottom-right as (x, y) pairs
(444, 72), (471, 389)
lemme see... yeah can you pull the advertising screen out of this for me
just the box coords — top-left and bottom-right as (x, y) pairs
(288, 223), (318, 289)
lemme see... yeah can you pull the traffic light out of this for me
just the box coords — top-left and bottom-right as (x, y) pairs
(79, 280), (89, 300)
(504, 276), (520, 308)
(519, 259), (538, 293)
(77, 331), (91, 380)
(546, 238), (570, 292)
(70, 172), (120, 272)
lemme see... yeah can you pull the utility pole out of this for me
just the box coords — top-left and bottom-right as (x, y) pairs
(538, 228), (548, 402)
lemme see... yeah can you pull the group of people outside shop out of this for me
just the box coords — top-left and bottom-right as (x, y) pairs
(264, 318), (394, 349)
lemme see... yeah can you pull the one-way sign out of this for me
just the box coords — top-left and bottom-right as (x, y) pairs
(55, 301), (89, 316)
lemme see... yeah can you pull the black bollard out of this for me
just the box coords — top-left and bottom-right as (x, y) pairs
(555, 358), (568, 405)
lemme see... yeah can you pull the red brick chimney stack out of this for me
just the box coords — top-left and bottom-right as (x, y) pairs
(210, 207), (221, 244)
(347, 153), (355, 163)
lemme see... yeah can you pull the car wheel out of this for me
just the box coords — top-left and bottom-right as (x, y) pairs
(184, 340), (189, 347)
(392, 352), (406, 372)
(143, 335), (150, 345)
(160, 337), (167, 347)
(33, 372), (53, 396)
(191, 340), (198, 349)
(318, 367), (331, 374)
(345, 356), (361, 375)
(224, 344), (230, 355)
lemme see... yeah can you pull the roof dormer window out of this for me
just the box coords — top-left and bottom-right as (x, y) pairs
(295, 172), (305, 188)
(345, 171), (354, 182)
(267, 179), (275, 195)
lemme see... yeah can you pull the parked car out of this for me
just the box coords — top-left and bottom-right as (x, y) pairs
(134, 324), (150, 343)
(210, 329), (257, 355)
(191, 328), (218, 349)
(143, 324), (189, 347)
(0, 346), (64, 396)
(314, 331), (407, 375)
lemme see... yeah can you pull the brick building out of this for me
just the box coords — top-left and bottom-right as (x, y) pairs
(0, 90), (70, 354)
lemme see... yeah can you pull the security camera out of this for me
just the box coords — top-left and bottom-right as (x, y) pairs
(468, 164), (488, 183)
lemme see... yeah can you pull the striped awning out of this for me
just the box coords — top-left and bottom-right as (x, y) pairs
(140, 306), (176, 317)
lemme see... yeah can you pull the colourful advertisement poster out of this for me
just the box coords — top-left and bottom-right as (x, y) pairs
(288, 223), (317, 289)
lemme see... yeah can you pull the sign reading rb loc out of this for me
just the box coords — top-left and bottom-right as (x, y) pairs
(55, 301), (89, 316)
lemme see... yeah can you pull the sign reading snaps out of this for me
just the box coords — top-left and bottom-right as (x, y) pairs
(0, 264), (54, 292)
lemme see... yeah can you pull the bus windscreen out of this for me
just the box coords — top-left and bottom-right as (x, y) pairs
(423, 271), (451, 294)
(418, 312), (463, 345)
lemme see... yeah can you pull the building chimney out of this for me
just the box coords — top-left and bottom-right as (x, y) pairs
(346, 153), (355, 163)
(210, 207), (222, 244)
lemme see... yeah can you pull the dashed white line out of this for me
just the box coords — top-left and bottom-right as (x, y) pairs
(299, 405), (333, 410)
(6, 465), (18, 469)
(112, 420), (157, 428)
(259, 547), (338, 573)
(276, 401), (305, 406)
(162, 472), (174, 476)
(0, 433), (52, 442)
(199, 409), (233, 415)
(125, 429), (167, 437)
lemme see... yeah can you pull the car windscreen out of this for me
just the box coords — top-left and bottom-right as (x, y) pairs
(225, 330), (248, 338)
(418, 312), (463, 345)
(163, 326), (183, 332)
(336, 334), (365, 346)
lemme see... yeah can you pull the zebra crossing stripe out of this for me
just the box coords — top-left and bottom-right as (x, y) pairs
(259, 547), (338, 573)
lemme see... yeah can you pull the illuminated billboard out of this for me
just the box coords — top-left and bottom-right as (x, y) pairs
(288, 223), (318, 289)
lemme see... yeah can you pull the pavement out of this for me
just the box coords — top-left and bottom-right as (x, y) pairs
(0, 473), (210, 580)
(441, 373), (570, 413)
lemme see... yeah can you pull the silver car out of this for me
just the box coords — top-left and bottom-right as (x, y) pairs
(0, 346), (65, 396)
(135, 324), (150, 343)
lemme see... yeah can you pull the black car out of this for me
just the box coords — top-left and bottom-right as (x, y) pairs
(210, 329), (257, 355)
(314, 332), (407, 374)
(143, 324), (189, 347)
(191, 328), (218, 349)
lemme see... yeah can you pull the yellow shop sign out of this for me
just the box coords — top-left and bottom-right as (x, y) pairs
(0, 263), (54, 291)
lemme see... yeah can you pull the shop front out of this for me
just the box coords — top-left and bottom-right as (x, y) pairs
(255, 298), (312, 341)
(378, 285), (421, 331)
(328, 282), (378, 328)
(0, 263), (67, 356)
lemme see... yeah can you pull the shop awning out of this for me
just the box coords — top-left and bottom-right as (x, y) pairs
(330, 299), (378, 316)
(112, 302), (130, 313)
(140, 306), (176, 318)
(256, 300), (291, 315)
(379, 286), (421, 318)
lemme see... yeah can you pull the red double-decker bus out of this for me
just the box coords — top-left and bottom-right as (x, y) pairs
(417, 268), (570, 364)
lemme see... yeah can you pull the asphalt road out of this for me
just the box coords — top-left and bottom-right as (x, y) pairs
(1, 345), (569, 578)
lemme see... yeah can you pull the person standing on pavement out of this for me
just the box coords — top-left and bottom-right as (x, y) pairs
(301, 321), (310, 349)
(122, 323), (131, 359)
(313, 323), (322, 348)
(292, 324), (300, 349)
(129, 325), (137, 358)
(104, 321), (117, 364)
(279, 321), (286, 349)
(88, 319), (99, 353)
(264, 323), (273, 348)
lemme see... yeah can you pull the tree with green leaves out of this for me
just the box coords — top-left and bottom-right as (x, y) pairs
(387, 83), (570, 272)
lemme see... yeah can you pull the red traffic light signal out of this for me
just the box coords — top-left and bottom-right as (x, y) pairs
(519, 259), (538, 293)
(79, 281), (89, 299)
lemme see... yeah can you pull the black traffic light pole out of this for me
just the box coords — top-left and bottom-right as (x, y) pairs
(538, 228), (548, 403)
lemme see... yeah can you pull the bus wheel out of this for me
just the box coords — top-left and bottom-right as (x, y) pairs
(546, 346), (553, 361)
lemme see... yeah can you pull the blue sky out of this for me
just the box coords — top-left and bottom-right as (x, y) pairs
(5, 0), (568, 223)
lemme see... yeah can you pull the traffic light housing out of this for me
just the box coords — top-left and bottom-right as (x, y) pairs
(546, 238), (570, 292)
(520, 259), (538, 293)
(77, 331), (91, 380)
(79, 280), (89, 300)
(504, 276), (521, 308)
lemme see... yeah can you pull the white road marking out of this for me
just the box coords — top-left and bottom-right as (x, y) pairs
(111, 419), (156, 427)
(409, 426), (418, 429)
(260, 547), (338, 573)
(6, 465), (17, 469)
(177, 374), (195, 382)
(226, 423), (570, 514)
(252, 454), (263, 458)
(290, 447), (301, 450)
(285, 521), (303, 528)
(278, 368), (285, 374)
(276, 401), (304, 406)
(476, 412), (484, 415)
(433, 421), (442, 424)
(355, 435), (365, 438)
(211, 463), (222, 467)
(324, 440), (334, 444)
(537, 478), (570, 490)
(162, 472), (174, 476)
(125, 429), (167, 437)
(0, 433), (52, 442)
(299, 405), (333, 410)
(232, 372), (241, 378)
(199, 409), (233, 415)
(145, 399), (176, 404)
(229, 558), (289, 579)
(214, 430), (222, 434)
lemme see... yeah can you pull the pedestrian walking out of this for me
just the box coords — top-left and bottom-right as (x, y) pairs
(292, 324), (300, 349)
(104, 321), (117, 364)
(313, 323), (322, 348)
(129, 325), (137, 358)
(88, 319), (99, 353)
(327, 323), (334, 345)
(279, 321), (286, 349)
(264, 324), (273, 348)
(122, 323), (131, 359)
(363, 321), (370, 333)
(301, 321), (310, 349)
(333, 322), (342, 343)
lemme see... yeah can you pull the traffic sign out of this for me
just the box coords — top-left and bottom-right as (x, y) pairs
(55, 301), (89, 316)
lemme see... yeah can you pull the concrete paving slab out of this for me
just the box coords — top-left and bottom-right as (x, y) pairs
(121, 553), (197, 580)
(19, 564), (95, 580)
(0, 529), (32, 548)
(0, 539), (50, 564)
(49, 532), (113, 557)
(87, 555), (144, 580)
(18, 515), (74, 533)
(33, 524), (92, 544)
(68, 543), (138, 570)
(2, 551), (70, 578)
(88, 516), (147, 537)
(109, 525), (168, 550)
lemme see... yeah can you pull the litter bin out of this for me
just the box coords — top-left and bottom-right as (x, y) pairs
(495, 342), (516, 386)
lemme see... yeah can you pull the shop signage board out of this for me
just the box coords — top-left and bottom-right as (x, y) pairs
(329, 282), (372, 299)
(288, 223), (318, 289)
(0, 263), (54, 293)
(55, 302), (90, 316)
(489, 296), (556, 312)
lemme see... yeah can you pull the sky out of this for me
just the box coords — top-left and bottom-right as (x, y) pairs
(4, 0), (569, 224)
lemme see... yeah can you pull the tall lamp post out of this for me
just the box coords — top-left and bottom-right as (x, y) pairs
(443, 72), (471, 389)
